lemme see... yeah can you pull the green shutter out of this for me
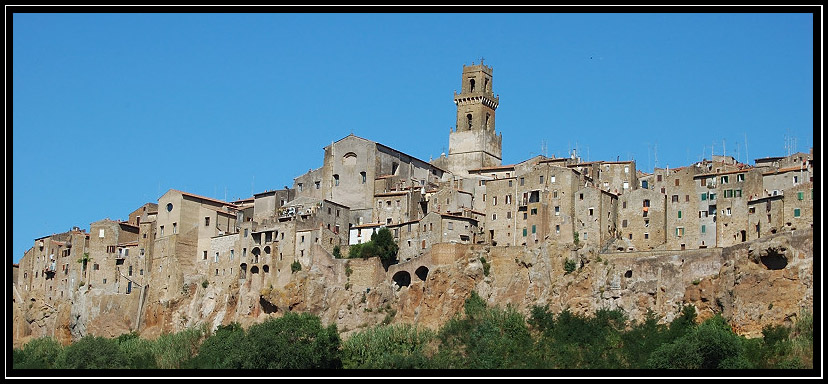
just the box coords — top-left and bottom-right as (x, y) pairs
(794, 209), (801, 217)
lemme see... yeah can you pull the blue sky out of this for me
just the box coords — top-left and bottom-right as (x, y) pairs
(10, 9), (817, 263)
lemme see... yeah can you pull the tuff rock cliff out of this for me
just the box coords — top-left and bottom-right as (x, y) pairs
(12, 228), (813, 347)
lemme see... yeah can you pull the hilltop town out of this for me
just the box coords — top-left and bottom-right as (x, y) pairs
(12, 63), (814, 346)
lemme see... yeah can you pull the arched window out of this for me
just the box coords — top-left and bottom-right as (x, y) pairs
(466, 114), (473, 130)
(469, 78), (475, 92)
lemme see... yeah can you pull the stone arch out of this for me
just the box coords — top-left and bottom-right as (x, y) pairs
(343, 152), (357, 166)
(392, 271), (411, 288)
(263, 265), (269, 273)
(251, 266), (260, 274)
(264, 246), (271, 255)
(252, 247), (261, 263)
(415, 266), (429, 281)
(240, 263), (248, 279)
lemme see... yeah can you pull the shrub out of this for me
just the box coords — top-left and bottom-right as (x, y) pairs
(54, 335), (126, 369)
(342, 324), (434, 369)
(13, 337), (63, 369)
(564, 259), (577, 274)
(291, 260), (302, 273)
(242, 312), (341, 369)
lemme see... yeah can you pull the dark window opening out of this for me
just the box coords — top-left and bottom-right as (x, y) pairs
(466, 114), (473, 130)
(415, 266), (429, 281)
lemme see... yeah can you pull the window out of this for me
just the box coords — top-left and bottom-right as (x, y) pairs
(203, 251), (208, 260)
(644, 233), (649, 239)
(523, 212), (528, 220)
(797, 191), (804, 200)
(214, 252), (219, 263)
(244, 229), (248, 237)
(624, 165), (629, 174)
(657, 175), (662, 182)
(701, 193), (707, 201)
(205, 217), (210, 227)
(644, 219), (649, 227)
(579, 193), (584, 200)
(675, 179), (680, 186)
(107, 246), (116, 253)
(230, 250), (234, 260)
(588, 208), (594, 216)
(672, 195), (679, 203)
(520, 177), (525, 186)
(333, 174), (339, 186)
(492, 213), (497, 221)
(531, 208), (538, 215)
(724, 189), (733, 198)
(540, 175), (544, 184)
(99, 229), (105, 238)
(522, 228), (527, 237)
(508, 180), (512, 187)
(794, 208), (801, 218)
(532, 225), (536, 234)
(361, 171), (366, 184)
(734, 189), (742, 198)
(721, 175), (729, 184)
(298, 183), (303, 192)
(709, 193), (716, 200)
(554, 206), (560, 216)
(550, 175), (555, 183)
(506, 195), (512, 204)
(685, 195), (690, 202)
(676, 227), (684, 237)
(583, 232), (588, 240)
(448, 222), (453, 230)
(678, 210), (682, 219)
(622, 220), (628, 228)
(493, 196), (497, 206)
(553, 190), (558, 198)
(737, 174), (745, 182)
(173, 223), (177, 234)
(643, 199), (650, 207)
(623, 182), (629, 189)
(166, 203), (173, 212)
(622, 201), (627, 209)
(701, 225), (706, 234)
(507, 211), (512, 219)
(555, 225), (560, 234)
(301, 235), (305, 243)
(315, 181), (320, 189)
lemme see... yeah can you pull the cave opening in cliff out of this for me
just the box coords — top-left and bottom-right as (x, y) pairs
(415, 266), (429, 281)
(625, 270), (632, 278)
(760, 251), (788, 270)
(392, 271), (411, 289)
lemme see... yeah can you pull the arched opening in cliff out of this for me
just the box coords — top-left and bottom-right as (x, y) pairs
(415, 266), (429, 281)
(263, 265), (269, 273)
(252, 247), (261, 264)
(760, 251), (788, 270)
(264, 246), (271, 255)
(392, 271), (411, 289)
(251, 266), (260, 274)
(240, 263), (247, 279)
(624, 270), (632, 278)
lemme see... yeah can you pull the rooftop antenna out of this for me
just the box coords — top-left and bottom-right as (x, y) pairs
(744, 132), (749, 165)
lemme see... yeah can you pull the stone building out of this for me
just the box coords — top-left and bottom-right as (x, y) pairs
(294, 134), (443, 227)
(781, 181), (814, 231)
(446, 62), (502, 175)
(618, 188), (667, 251)
(574, 186), (618, 249)
(88, 219), (140, 294)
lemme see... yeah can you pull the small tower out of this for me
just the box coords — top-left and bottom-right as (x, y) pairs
(447, 61), (503, 175)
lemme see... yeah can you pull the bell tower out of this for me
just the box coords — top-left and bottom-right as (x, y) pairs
(447, 60), (503, 175)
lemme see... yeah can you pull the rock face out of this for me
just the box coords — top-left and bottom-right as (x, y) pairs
(12, 229), (813, 347)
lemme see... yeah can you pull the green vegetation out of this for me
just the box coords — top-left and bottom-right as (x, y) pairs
(12, 298), (814, 371)
(479, 257), (491, 277)
(291, 260), (302, 273)
(564, 258), (577, 274)
(346, 227), (399, 269)
(332, 245), (342, 259)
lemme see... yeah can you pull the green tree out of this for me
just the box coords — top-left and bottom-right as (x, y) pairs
(432, 292), (534, 369)
(620, 309), (668, 369)
(646, 314), (753, 369)
(117, 332), (157, 369)
(342, 323), (435, 369)
(243, 312), (341, 369)
(371, 227), (399, 269)
(13, 337), (63, 369)
(152, 326), (205, 369)
(54, 335), (127, 369)
(332, 245), (342, 258)
(186, 322), (247, 369)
